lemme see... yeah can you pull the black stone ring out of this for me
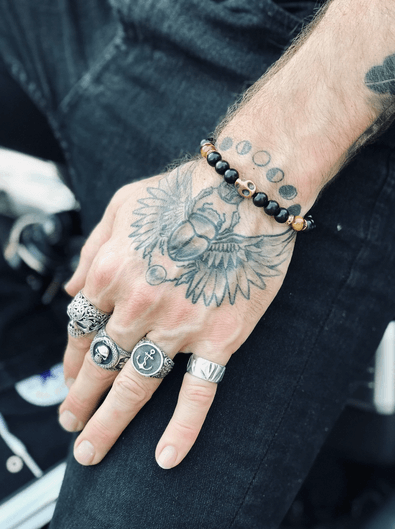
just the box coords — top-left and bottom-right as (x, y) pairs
(90, 328), (131, 371)
(130, 339), (174, 379)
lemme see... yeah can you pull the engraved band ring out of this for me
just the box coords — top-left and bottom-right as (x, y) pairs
(186, 354), (226, 384)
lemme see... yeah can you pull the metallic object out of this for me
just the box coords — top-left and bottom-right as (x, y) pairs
(130, 339), (174, 378)
(67, 290), (111, 337)
(186, 354), (225, 383)
(90, 328), (131, 371)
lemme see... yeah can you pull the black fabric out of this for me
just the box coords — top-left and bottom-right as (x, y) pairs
(0, 1), (394, 528)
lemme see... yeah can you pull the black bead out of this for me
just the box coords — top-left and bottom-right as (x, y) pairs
(252, 192), (269, 208)
(200, 138), (211, 147)
(207, 151), (222, 166)
(264, 200), (280, 216)
(304, 215), (316, 231)
(224, 168), (239, 184)
(215, 160), (230, 175)
(274, 208), (290, 223)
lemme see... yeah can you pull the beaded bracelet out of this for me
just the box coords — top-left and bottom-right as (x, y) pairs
(200, 139), (315, 232)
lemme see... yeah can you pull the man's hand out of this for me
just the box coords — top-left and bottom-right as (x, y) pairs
(58, 0), (395, 469)
(59, 159), (297, 468)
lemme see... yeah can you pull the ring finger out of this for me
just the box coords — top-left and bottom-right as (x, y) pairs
(72, 330), (182, 466)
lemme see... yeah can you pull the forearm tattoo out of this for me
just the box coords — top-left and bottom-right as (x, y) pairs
(352, 53), (395, 152)
(365, 53), (395, 96)
(129, 162), (295, 307)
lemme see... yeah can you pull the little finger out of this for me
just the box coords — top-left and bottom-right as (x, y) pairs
(59, 350), (116, 432)
(155, 355), (226, 469)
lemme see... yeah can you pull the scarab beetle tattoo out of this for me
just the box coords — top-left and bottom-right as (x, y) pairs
(129, 166), (294, 307)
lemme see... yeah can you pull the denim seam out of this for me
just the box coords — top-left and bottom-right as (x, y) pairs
(59, 26), (124, 115)
(228, 152), (392, 528)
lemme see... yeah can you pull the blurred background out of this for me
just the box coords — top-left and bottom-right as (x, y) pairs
(0, 148), (78, 529)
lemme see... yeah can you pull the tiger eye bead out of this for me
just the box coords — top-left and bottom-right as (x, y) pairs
(200, 143), (216, 158)
(207, 151), (222, 166)
(291, 216), (305, 231)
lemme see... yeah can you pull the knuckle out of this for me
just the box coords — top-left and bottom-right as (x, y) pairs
(89, 256), (116, 291)
(84, 353), (115, 383)
(172, 419), (199, 443)
(86, 415), (117, 445)
(112, 372), (151, 409)
(181, 382), (214, 408)
(63, 391), (90, 418)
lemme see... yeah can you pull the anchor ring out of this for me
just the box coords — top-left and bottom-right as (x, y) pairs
(130, 339), (174, 379)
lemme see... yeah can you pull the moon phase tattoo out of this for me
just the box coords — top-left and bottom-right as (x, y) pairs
(129, 167), (295, 307)
(216, 136), (301, 214)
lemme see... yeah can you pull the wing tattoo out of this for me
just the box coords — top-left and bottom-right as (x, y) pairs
(129, 167), (194, 259)
(175, 229), (294, 306)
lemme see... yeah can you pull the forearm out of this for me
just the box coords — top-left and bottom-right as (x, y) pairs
(215, 0), (395, 214)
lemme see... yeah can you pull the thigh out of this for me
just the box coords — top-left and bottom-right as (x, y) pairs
(3, 1), (395, 527)
(0, 58), (64, 162)
(50, 141), (395, 528)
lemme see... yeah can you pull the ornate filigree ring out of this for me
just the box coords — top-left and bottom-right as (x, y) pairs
(130, 339), (174, 379)
(67, 290), (112, 338)
(186, 354), (226, 383)
(90, 328), (131, 371)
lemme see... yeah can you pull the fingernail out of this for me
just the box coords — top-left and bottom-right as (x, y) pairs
(157, 446), (177, 470)
(66, 378), (75, 389)
(74, 440), (95, 465)
(59, 410), (83, 432)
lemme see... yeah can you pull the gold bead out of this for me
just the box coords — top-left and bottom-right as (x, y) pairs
(291, 216), (305, 232)
(200, 144), (216, 158)
(286, 215), (295, 226)
(302, 219), (308, 231)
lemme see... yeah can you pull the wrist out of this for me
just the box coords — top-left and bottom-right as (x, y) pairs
(214, 122), (322, 218)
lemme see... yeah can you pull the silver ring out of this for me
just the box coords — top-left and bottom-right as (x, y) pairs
(186, 354), (225, 383)
(90, 328), (131, 371)
(130, 339), (174, 379)
(67, 290), (111, 337)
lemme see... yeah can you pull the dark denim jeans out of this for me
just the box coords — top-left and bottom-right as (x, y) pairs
(1, 1), (395, 527)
